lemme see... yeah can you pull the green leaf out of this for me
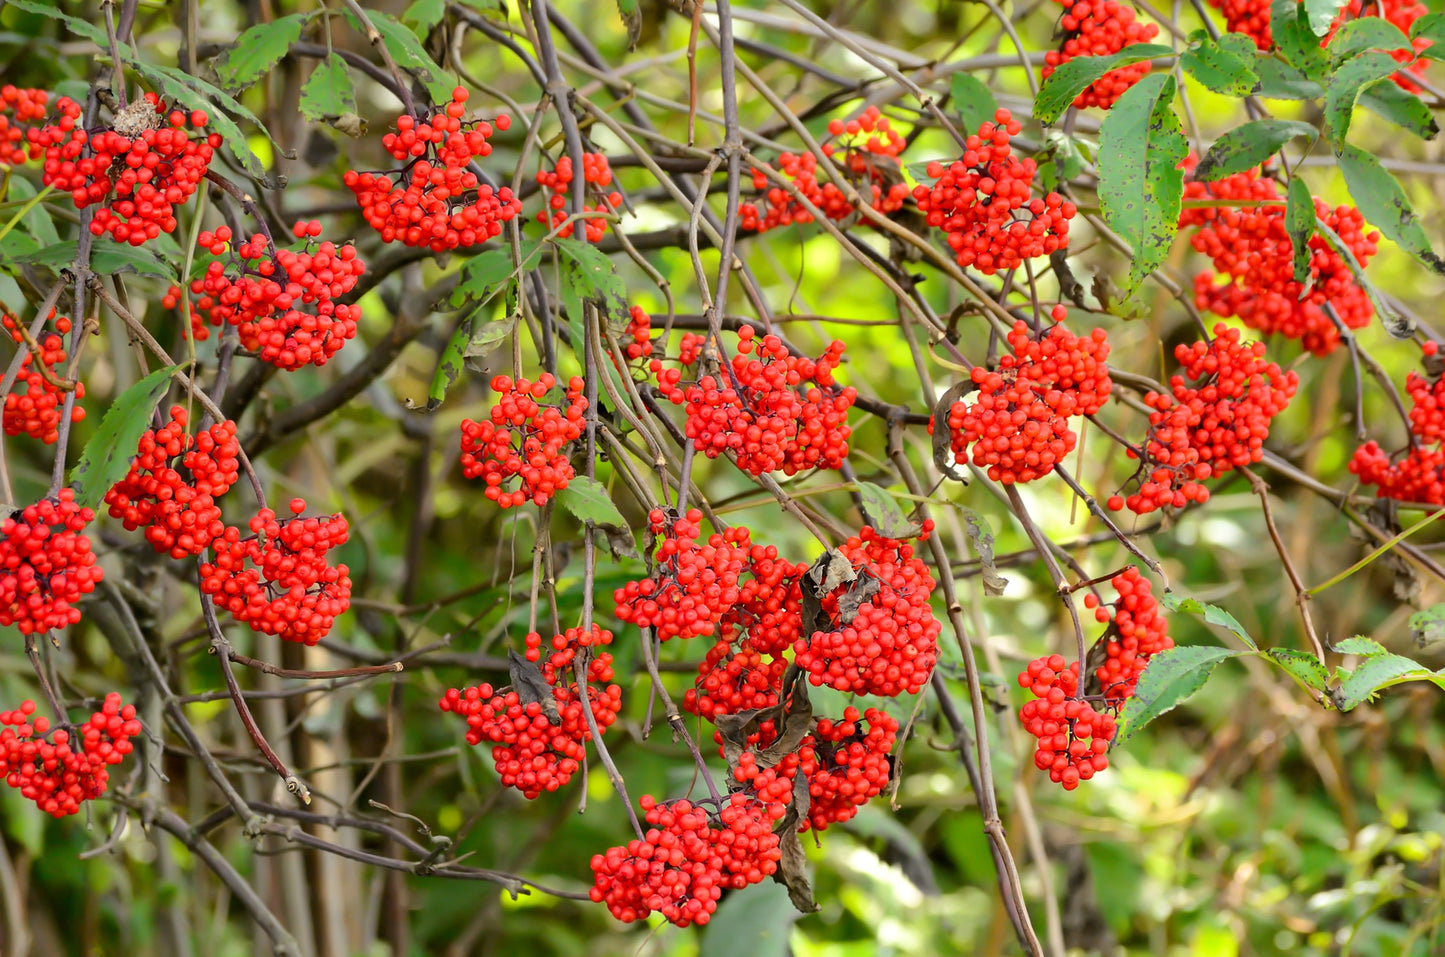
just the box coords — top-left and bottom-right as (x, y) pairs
(854, 482), (919, 539)
(951, 72), (999, 134)
(1334, 142), (1445, 273)
(1325, 51), (1407, 142)
(555, 238), (629, 328)
(1333, 635), (1387, 656)
(4, 0), (109, 49)
(700, 881), (799, 957)
(1273, 0), (1331, 72)
(1031, 44), (1174, 125)
(1181, 31), (1259, 95)
(556, 475), (628, 530)
(402, 0), (449, 32)
(1253, 55), (1325, 99)
(451, 241), (542, 308)
(1285, 176), (1316, 285)
(1194, 119), (1318, 181)
(1335, 649), (1440, 710)
(299, 54), (362, 135)
(1303, 0), (1351, 37)
(1358, 82), (1439, 140)
(347, 10), (454, 106)
(16, 241), (174, 280)
(1408, 603), (1445, 648)
(215, 13), (308, 90)
(1313, 215), (1411, 334)
(1158, 591), (1258, 650)
(71, 365), (180, 510)
(615, 0), (642, 50)
(1410, 11), (1445, 43)
(1326, 16), (1413, 63)
(1265, 648), (1331, 691)
(1038, 130), (1088, 192)
(1114, 646), (1241, 746)
(1097, 73), (1186, 292)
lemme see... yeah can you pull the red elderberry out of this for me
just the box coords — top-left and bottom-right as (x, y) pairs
(0, 86), (49, 166)
(0, 694), (141, 817)
(2, 313), (84, 444)
(797, 706), (898, 831)
(1351, 343), (1445, 504)
(104, 405), (241, 558)
(536, 152), (623, 241)
(1017, 655), (1114, 790)
(344, 87), (521, 252)
(1082, 566), (1173, 702)
(1042, 0), (1161, 110)
(0, 489), (104, 635)
(161, 284), (211, 342)
(615, 509), (749, 642)
(458, 373), (587, 508)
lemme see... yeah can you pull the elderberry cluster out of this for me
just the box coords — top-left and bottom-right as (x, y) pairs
(1350, 342), (1445, 504)
(614, 508), (749, 642)
(1042, 0), (1161, 110)
(2, 313), (84, 444)
(0, 695), (140, 818)
(536, 152), (623, 241)
(458, 374), (587, 508)
(0, 489), (103, 635)
(0, 86), (49, 166)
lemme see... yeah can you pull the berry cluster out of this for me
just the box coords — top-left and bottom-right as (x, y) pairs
(161, 285), (212, 342)
(944, 313), (1112, 484)
(0, 695), (140, 817)
(1181, 159), (1379, 356)
(614, 509), (748, 642)
(188, 222), (365, 370)
(1350, 342), (1445, 503)
(912, 110), (1077, 274)
(793, 524), (942, 697)
(797, 706), (898, 831)
(27, 93), (218, 246)
(536, 152), (623, 241)
(652, 326), (856, 476)
(0, 86), (49, 166)
(0, 490), (103, 635)
(344, 87), (521, 251)
(622, 304), (654, 362)
(1084, 567), (1173, 702)
(1109, 324), (1297, 514)
(1017, 655), (1114, 790)
(199, 500), (352, 646)
(590, 793), (784, 927)
(1205, 0), (1271, 48)
(458, 374), (587, 508)
(104, 405), (241, 559)
(440, 627), (622, 798)
(2, 313), (84, 444)
(1042, 0), (1161, 110)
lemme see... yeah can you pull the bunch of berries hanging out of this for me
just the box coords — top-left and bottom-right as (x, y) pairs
(1042, 0), (1161, 110)
(792, 523), (942, 697)
(458, 374), (587, 508)
(1180, 159), (1379, 356)
(104, 405), (241, 559)
(941, 311), (1112, 484)
(1108, 324), (1297, 515)
(1204, 0), (1271, 48)
(26, 93), (218, 246)
(344, 87), (521, 251)
(1, 313), (84, 444)
(199, 499), (352, 646)
(651, 325), (856, 476)
(439, 624), (622, 799)
(1350, 341), (1445, 504)
(188, 222), (365, 370)
(0, 695), (140, 817)
(0, 86), (49, 166)
(614, 509), (749, 642)
(0, 489), (103, 635)
(796, 706), (898, 831)
(912, 110), (1076, 275)
(740, 106), (908, 232)
(536, 152), (623, 241)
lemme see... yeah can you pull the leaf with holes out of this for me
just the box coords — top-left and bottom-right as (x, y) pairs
(1114, 645), (1242, 746)
(1326, 52), (1407, 142)
(854, 482), (919, 539)
(215, 13), (308, 90)
(1159, 592), (1257, 649)
(1285, 176), (1316, 286)
(951, 72), (999, 134)
(347, 10), (454, 106)
(1098, 73), (1186, 292)
(1032, 44), (1174, 125)
(1181, 31), (1259, 96)
(1194, 120), (1318, 181)
(1265, 648), (1330, 691)
(300, 54), (363, 136)
(71, 365), (180, 510)
(1335, 143), (1445, 273)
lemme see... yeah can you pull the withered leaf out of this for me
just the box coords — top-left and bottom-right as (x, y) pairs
(756, 671), (813, 768)
(715, 708), (765, 770)
(772, 828), (820, 914)
(931, 380), (975, 484)
(508, 648), (560, 725)
(836, 569), (882, 625)
(960, 506), (1008, 597)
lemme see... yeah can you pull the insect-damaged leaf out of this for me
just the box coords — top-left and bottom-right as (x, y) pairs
(1114, 645), (1241, 745)
(1194, 119), (1317, 181)
(299, 54), (364, 136)
(215, 13), (308, 90)
(508, 648), (560, 724)
(854, 482), (920, 539)
(1335, 142), (1445, 274)
(1032, 43), (1173, 125)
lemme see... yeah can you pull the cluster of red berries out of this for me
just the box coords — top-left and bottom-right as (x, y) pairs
(684, 636), (789, 720)
(0, 86), (49, 166)
(1181, 159), (1379, 356)
(943, 313), (1112, 484)
(622, 305), (654, 362)
(590, 792), (785, 927)
(1108, 324), (1297, 514)
(1350, 342), (1445, 503)
(797, 706), (898, 831)
(614, 509), (749, 642)
(199, 500), (352, 646)
(344, 87), (521, 251)
(793, 524), (942, 697)
(161, 285), (212, 342)
(440, 627), (622, 799)
(2, 313), (84, 444)
(652, 326), (856, 476)
(0, 695), (140, 818)
(1083, 567), (1173, 702)
(188, 222), (365, 370)
(104, 405), (241, 559)
(27, 93), (218, 246)
(458, 374), (587, 508)
(1017, 655), (1114, 790)
(536, 152), (623, 242)
(913, 110), (1077, 275)
(1042, 0), (1161, 110)
(1205, 0), (1271, 48)
(0, 489), (103, 635)
(740, 107), (908, 232)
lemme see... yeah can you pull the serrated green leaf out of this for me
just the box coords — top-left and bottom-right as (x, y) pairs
(16, 241), (174, 280)
(347, 10), (454, 106)
(1181, 32), (1259, 95)
(1335, 650), (1439, 710)
(4, 0), (109, 49)
(854, 482), (919, 540)
(1327, 16), (1413, 63)
(1313, 215), (1410, 335)
(1303, 0), (1351, 37)
(1358, 82), (1438, 140)
(402, 0), (449, 32)
(1408, 603), (1445, 648)
(1411, 11), (1445, 43)
(215, 13), (308, 90)
(1333, 635), (1388, 656)
(1159, 591), (1257, 650)
(555, 238), (629, 328)
(1115, 645), (1240, 745)
(1253, 55), (1325, 99)
(1326, 51), (1406, 142)
(1286, 176), (1316, 285)
(71, 365), (181, 510)
(556, 475), (628, 530)
(616, 0), (642, 50)
(950, 72), (999, 134)
(1194, 119), (1318, 181)
(1273, 0), (1332, 74)
(1098, 73), (1186, 292)
(300, 55), (363, 136)
(1032, 44), (1174, 125)
(1266, 648), (1331, 690)
(1334, 142), (1445, 273)
(451, 242), (542, 308)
